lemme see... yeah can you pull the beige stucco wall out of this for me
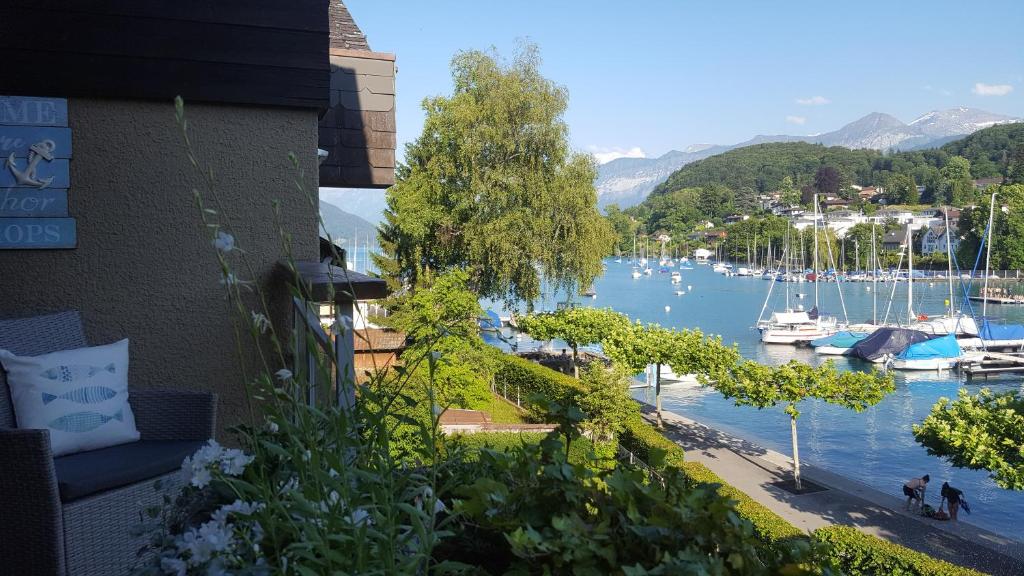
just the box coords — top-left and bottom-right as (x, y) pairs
(0, 98), (320, 435)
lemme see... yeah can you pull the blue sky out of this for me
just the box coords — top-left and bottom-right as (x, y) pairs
(347, 0), (1023, 162)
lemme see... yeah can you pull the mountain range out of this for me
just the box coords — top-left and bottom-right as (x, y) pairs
(596, 107), (1019, 209)
(319, 199), (378, 244)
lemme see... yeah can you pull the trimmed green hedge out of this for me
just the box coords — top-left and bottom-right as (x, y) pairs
(814, 525), (986, 576)
(677, 461), (806, 550)
(446, 431), (616, 467)
(489, 348), (988, 576)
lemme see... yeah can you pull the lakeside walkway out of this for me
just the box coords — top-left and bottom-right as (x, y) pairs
(643, 406), (1024, 576)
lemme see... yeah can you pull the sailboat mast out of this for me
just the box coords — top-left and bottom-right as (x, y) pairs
(813, 194), (819, 307)
(945, 209), (955, 317)
(871, 223), (877, 325)
(983, 192), (997, 318)
(907, 224), (914, 323)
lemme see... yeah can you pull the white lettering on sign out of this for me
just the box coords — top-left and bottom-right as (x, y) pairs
(0, 97), (68, 127)
(1, 99), (58, 125)
(0, 217), (75, 248)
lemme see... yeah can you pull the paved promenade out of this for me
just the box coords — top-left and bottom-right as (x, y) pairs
(644, 407), (1024, 576)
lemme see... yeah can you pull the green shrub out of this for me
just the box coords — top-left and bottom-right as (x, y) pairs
(619, 413), (687, 469)
(813, 525), (987, 576)
(446, 431), (617, 468)
(676, 461), (806, 552)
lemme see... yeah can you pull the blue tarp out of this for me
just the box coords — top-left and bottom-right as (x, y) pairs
(811, 331), (869, 349)
(897, 333), (962, 360)
(980, 320), (1024, 340)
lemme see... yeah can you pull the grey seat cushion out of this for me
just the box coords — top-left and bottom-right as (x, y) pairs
(53, 439), (204, 502)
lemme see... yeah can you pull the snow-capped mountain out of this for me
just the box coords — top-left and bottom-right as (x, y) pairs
(596, 107), (1019, 209)
(909, 107), (1018, 139)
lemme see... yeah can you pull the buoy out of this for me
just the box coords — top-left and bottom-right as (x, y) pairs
(687, 285), (693, 291)
(664, 305), (671, 313)
(866, 286), (872, 292)
(675, 290), (685, 296)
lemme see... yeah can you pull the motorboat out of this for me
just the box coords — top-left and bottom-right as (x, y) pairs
(670, 271), (682, 283)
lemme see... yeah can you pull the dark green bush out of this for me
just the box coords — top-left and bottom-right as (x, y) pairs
(813, 525), (987, 576)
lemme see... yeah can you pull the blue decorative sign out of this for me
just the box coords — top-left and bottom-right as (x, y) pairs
(0, 126), (72, 158)
(0, 217), (76, 249)
(0, 158), (70, 189)
(0, 189), (68, 217)
(0, 97), (68, 127)
(0, 96), (73, 250)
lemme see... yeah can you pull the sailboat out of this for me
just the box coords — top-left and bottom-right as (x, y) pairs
(630, 236), (642, 279)
(811, 330), (869, 355)
(757, 197), (838, 344)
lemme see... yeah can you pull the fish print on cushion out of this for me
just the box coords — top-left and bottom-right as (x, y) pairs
(39, 363), (116, 383)
(41, 386), (118, 405)
(48, 409), (124, 433)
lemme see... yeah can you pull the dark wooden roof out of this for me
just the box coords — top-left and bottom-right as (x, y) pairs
(287, 260), (389, 302)
(0, 1), (330, 110)
(329, 1), (371, 50)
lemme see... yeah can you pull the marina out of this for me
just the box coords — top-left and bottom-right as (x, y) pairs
(504, 259), (1024, 540)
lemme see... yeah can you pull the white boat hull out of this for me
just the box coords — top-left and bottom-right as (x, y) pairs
(760, 327), (835, 344)
(814, 345), (850, 356)
(890, 357), (959, 371)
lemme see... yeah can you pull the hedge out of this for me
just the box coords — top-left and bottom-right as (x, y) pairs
(814, 525), (987, 576)
(676, 461), (806, 550)
(488, 348), (989, 576)
(445, 431), (616, 467)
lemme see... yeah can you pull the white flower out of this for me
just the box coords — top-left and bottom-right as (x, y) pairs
(430, 351), (442, 361)
(266, 421), (279, 434)
(189, 466), (212, 489)
(251, 311), (271, 334)
(219, 448), (254, 476)
(275, 368), (293, 381)
(347, 508), (372, 526)
(220, 273), (252, 290)
(160, 557), (186, 576)
(181, 440), (253, 487)
(302, 449), (312, 462)
(212, 230), (235, 253)
(211, 500), (263, 524)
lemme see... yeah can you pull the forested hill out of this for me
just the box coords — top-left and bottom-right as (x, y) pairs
(645, 122), (1024, 207)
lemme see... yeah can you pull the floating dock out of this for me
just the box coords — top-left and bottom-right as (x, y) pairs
(959, 351), (1024, 380)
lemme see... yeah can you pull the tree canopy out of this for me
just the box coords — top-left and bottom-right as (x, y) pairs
(376, 44), (612, 307)
(914, 388), (1024, 490)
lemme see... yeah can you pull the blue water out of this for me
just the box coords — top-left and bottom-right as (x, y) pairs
(555, 261), (1024, 539)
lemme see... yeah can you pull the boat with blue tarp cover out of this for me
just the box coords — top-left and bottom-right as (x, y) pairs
(891, 333), (964, 370)
(810, 331), (869, 355)
(849, 327), (931, 363)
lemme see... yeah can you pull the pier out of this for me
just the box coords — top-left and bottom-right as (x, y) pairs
(960, 351), (1024, 380)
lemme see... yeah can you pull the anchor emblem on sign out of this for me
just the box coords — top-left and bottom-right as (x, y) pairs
(6, 139), (57, 189)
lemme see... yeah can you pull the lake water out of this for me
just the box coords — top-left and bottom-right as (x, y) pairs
(533, 261), (1024, 539)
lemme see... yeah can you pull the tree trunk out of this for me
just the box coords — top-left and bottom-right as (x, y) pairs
(572, 345), (579, 379)
(655, 363), (663, 428)
(790, 415), (802, 491)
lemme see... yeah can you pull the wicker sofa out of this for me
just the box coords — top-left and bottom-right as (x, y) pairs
(0, 311), (217, 575)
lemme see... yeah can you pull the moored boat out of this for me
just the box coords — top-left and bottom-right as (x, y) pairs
(890, 333), (963, 370)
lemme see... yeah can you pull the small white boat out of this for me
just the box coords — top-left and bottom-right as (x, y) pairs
(643, 267), (653, 276)
(631, 269), (642, 279)
(674, 290), (685, 295)
(670, 271), (682, 283)
(736, 267), (752, 276)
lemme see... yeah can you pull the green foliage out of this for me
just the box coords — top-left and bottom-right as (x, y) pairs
(577, 363), (639, 441)
(717, 360), (895, 417)
(438, 423), (816, 575)
(376, 44), (613, 306)
(813, 526), (986, 576)
(516, 307), (630, 369)
(445, 431), (615, 467)
(382, 270), (494, 409)
(618, 413), (687, 470)
(942, 122), (1024, 178)
(914, 388), (1024, 490)
(604, 204), (641, 255)
(885, 173), (919, 205)
(957, 184), (1024, 270)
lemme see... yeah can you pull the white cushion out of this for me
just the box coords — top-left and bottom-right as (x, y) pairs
(0, 339), (140, 456)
